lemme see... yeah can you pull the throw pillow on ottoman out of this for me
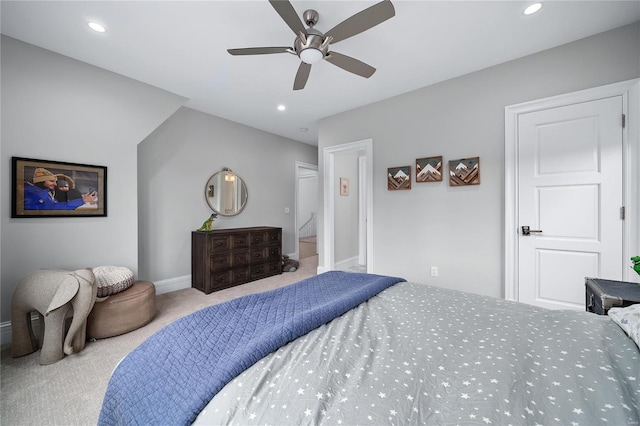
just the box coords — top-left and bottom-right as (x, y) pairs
(92, 265), (135, 297)
(87, 280), (156, 339)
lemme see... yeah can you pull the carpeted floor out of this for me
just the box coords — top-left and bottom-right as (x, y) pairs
(1, 255), (318, 426)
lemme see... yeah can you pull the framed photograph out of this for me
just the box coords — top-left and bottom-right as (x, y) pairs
(449, 157), (480, 186)
(12, 157), (107, 218)
(387, 166), (411, 191)
(416, 156), (443, 182)
(340, 177), (349, 196)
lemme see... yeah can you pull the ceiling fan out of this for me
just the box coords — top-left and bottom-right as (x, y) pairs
(227, 0), (395, 90)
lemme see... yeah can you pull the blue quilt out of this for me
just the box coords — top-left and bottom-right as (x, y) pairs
(98, 271), (405, 426)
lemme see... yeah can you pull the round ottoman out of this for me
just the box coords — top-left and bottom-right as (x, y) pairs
(87, 280), (156, 339)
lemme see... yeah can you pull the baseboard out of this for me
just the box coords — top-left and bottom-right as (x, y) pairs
(153, 275), (191, 295)
(317, 256), (360, 275)
(1, 313), (41, 348)
(335, 256), (359, 270)
(1, 320), (12, 347)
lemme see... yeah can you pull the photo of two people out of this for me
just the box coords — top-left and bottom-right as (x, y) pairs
(12, 157), (107, 217)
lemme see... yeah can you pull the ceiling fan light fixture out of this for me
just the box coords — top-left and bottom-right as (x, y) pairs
(300, 48), (323, 64)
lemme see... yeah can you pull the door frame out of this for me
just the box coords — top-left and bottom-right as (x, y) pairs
(322, 139), (373, 273)
(504, 79), (639, 301)
(358, 155), (367, 266)
(295, 161), (318, 260)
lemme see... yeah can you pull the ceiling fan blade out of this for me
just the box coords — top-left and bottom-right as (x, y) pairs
(293, 62), (311, 90)
(325, 0), (395, 44)
(325, 52), (376, 78)
(227, 47), (291, 55)
(269, 0), (306, 36)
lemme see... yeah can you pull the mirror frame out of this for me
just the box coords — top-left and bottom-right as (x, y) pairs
(204, 168), (248, 216)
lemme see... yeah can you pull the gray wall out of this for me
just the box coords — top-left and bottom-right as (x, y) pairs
(0, 36), (186, 323)
(317, 23), (640, 298)
(0, 36), (317, 326)
(137, 107), (318, 281)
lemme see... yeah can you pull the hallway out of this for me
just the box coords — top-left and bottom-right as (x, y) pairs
(299, 236), (317, 259)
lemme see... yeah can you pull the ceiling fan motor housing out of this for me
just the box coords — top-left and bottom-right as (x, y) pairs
(294, 31), (330, 62)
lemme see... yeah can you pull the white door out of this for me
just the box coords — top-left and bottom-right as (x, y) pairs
(518, 96), (623, 310)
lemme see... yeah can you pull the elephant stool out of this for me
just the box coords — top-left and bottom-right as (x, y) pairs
(11, 269), (97, 365)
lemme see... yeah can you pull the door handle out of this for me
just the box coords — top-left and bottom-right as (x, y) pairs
(521, 226), (543, 236)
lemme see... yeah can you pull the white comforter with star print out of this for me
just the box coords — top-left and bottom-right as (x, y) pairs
(195, 281), (640, 425)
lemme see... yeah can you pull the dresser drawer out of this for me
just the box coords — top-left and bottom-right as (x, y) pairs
(210, 251), (250, 272)
(266, 229), (281, 244)
(231, 233), (250, 249)
(209, 235), (231, 253)
(209, 267), (251, 292)
(250, 232), (267, 246)
(230, 267), (251, 285)
(267, 245), (281, 260)
(210, 233), (249, 253)
(209, 270), (231, 291)
(251, 246), (281, 262)
(251, 260), (281, 280)
(250, 229), (282, 246)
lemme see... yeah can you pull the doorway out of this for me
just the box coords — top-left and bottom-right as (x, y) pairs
(295, 162), (318, 261)
(322, 139), (373, 273)
(505, 80), (638, 309)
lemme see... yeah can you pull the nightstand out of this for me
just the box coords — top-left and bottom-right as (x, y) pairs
(585, 277), (640, 315)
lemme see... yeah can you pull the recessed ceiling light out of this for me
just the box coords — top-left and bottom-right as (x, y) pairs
(88, 22), (106, 33)
(524, 3), (542, 15)
(277, 104), (286, 111)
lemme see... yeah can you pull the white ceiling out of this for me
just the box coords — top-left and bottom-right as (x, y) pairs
(2, 1), (639, 146)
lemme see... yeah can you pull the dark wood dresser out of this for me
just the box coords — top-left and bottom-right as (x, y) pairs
(191, 226), (282, 294)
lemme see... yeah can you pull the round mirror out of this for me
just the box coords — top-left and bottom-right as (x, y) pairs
(204, 168), (248, 216)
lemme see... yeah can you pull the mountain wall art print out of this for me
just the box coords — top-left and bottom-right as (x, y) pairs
(449, 157), (480, 186)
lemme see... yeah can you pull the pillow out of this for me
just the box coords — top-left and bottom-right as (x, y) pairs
(608, 303), (640, 349)
(92, 265), (135, 297)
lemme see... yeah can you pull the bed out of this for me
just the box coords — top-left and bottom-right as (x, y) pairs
(98, 271), (640, 425)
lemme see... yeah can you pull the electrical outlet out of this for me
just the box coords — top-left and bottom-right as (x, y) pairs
(430, 266), (438, 277)
(284, 207), (290, 214)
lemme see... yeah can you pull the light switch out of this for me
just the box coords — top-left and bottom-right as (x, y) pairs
(285, 207), (290, 214)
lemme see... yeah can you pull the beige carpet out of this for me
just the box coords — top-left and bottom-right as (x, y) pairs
(1, 255), (318, 426)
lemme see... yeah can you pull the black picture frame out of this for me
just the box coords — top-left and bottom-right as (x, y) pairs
(11, 156), (107, 218)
